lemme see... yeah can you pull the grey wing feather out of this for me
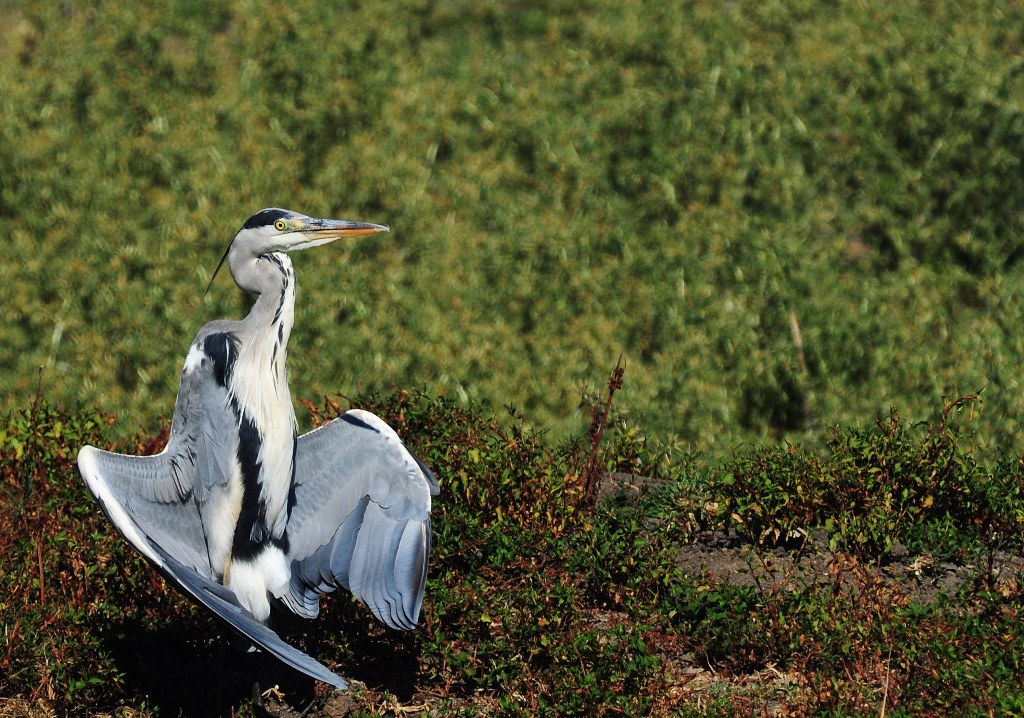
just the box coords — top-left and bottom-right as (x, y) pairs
(284, 409), (437, 630)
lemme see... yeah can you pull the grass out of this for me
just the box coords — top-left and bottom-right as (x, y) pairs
(2, 393), (1023, 715)
(0, 1), (1023, 457)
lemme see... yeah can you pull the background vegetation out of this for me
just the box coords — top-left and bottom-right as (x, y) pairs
(1, 1), (1023, 455)
(3, 0), (1024, 715)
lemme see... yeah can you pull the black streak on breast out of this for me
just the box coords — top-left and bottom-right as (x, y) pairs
(232, 410), (269, 561)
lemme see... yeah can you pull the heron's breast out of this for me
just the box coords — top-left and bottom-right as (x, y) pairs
(229, 337), (296, 534)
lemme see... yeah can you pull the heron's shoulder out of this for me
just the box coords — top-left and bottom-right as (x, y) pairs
(180, 322), (243, 381)
(193, 319), (242, 342)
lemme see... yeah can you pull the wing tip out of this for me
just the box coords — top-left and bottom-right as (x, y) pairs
(77, 444), (106, 500)
(77, 444), (167, 570)
(77, 443), (98, 475)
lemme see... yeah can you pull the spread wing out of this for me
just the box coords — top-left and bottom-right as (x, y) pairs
(77, 346), (233, 578)
(77, 341), (349, 689)
(283, 409), (439, 630)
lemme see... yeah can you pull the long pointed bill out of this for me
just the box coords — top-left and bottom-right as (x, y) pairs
(286, 218), (390, 251)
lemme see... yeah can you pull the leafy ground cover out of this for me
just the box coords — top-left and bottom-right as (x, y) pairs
(2, 1), (1024, 457)
(2, 392), (1022, 716)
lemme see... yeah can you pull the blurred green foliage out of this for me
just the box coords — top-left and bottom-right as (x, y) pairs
(2, 1), (1024, 455)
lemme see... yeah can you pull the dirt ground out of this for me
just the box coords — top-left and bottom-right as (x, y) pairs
(674, 526), (1024, 605)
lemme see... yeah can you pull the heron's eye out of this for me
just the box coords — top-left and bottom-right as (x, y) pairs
(274, 220), (287, 232)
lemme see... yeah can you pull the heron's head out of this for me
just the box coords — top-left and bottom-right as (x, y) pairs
(207, 208), (389, 294)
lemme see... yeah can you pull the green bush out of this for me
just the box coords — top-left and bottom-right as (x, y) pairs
(713, 398), (1017, 560)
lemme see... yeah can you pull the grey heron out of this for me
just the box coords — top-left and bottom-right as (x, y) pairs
(77, 208), (438, 690)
